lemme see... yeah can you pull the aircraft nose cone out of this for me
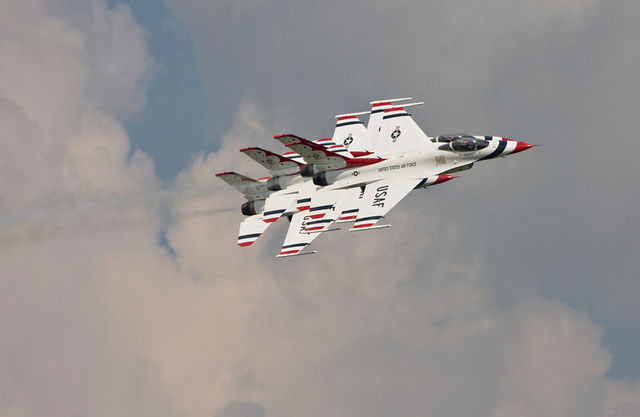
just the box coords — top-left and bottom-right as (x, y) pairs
(511, 141), (535, 154)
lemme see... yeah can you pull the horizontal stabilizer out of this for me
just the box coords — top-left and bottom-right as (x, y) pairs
(277, 135), (384, 171)
(237, 214), (271, 246)
(215, 171), (270, 200)
(276, 136), (352, 161)
(274, 133), (306, 147)
(240, 147), (303, 176)
(277, 134), (350, 169)
(215, 171), (259, 183)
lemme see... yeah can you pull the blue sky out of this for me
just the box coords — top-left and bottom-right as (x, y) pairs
(107, 0), (212, 182)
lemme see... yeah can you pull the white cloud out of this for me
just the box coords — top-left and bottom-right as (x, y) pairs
(100, 98), (640, 417)
(2, 1), (640, 417)
(169, 0), (640, 321)
(0, 2), (170, 416)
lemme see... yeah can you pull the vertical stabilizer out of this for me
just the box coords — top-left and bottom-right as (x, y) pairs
(369, 102), (429, 155)
(332, 113), (368, 153)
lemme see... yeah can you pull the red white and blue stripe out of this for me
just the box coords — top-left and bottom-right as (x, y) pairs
(262, 208), (286, 223)
(336, 208), (359, 222)
(336, 115), (364, 127)
(370, 101), (393, 114)
(351, 215), (384, 229)
(237, 233), (262, 247)
(277, 242), (309, 257)
(382, 107), (410, 120)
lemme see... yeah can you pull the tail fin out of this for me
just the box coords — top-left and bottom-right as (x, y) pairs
(332, 114), (368, 153)
(369, 102), (429, 155)
(367, 97), (412, 132)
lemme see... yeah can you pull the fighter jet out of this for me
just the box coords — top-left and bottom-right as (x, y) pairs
(219, 98), (534, 257)
(272, 103), (534, 257)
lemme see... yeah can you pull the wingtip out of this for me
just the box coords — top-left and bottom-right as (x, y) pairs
(335, 110), (369, 118)
(370, 97), (412, 105)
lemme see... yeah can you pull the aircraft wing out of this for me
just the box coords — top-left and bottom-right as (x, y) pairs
(371, 105), (431, 155)
(303, 188), (359, 233)
(215, 171), (270, 200)
(240, 146), (303, 176)
(262, 191), (298, 223)
(349, 177), (423, 231)
(276, 210), (319, 257)
(237, 214), (272, 247)
(335, 187), (365, 223)
(275, 181), (324, 257)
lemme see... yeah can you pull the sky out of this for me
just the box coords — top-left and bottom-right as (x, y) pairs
(1, 1), (639, 416)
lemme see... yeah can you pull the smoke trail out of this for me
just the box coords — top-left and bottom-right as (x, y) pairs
(0, 185), (236, 247)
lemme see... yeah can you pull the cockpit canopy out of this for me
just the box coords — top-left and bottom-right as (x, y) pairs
(432, 134), (476, 143)
(434, 134), (490, 152)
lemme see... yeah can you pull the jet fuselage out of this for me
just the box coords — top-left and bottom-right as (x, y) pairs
(318, 137), (532, 191)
